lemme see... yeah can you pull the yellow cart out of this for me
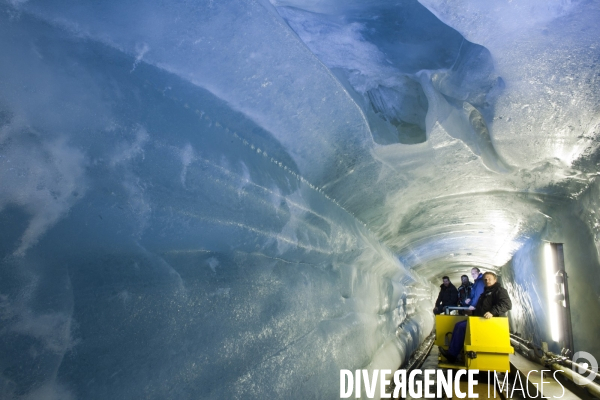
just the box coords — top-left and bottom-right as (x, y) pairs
(436, 314), (514, 372)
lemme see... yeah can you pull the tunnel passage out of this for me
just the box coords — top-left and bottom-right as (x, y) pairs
(1, 0), (600, 399)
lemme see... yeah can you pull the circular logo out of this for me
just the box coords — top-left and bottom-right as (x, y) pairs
(572, 351), (598, 386)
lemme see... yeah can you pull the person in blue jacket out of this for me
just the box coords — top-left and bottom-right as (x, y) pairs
(439, 271), (512, 363)
(465, 267), (484, 311)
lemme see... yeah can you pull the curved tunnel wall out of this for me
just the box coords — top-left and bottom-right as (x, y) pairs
(0, 4), (433, 398)
(502, 201), (600, 360)
(1, 0), (600, 399)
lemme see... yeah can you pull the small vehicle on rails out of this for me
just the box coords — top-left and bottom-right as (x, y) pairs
(436, 306), (514, 372)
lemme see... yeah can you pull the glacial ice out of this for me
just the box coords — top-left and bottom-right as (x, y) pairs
(1, 0), (600, 399)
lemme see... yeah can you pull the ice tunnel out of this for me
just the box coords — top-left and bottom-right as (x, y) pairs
(0, 0), (599, 398)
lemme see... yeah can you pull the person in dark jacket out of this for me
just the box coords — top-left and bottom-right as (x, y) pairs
(474, 275), (512, 318)
(439, 272), (512, 363)
(465, 267), (484, 310)
(433, 276), (458, 315)
(457, 275), (472, 307)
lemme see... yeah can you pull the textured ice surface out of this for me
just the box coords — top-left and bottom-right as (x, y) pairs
(0, 4), (431, 399)
(1, 0), (600, 399)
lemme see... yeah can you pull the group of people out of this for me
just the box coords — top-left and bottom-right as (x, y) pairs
(433, 267), (485, 315)
(433, 267), (512, 363)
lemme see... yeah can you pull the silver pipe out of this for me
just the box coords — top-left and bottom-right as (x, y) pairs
(547, 352), (598, 381)
(509, 334), (598, 380)
(547, 361), (600, 398)
(509, 334), (544, 358)
(509, 338), (600, 397)
(509, 333), (529, 344)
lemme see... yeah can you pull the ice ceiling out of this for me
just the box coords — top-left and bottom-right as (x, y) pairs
(1, 0), (599, 398)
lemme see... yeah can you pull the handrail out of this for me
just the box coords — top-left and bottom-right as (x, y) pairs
(442, 306), (471, 315)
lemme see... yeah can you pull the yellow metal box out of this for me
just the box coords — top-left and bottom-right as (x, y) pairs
(436, 315), (514, 372)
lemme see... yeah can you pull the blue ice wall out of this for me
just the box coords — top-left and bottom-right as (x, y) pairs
(2, 0), (599, 398)
(0, 4), (433, 399)
(502, 205), (600, 362)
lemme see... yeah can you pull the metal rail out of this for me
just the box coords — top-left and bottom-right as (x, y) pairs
(442, 306), (471, 315)
(403, 330), (437, 372)
(391, 330), (436, 400)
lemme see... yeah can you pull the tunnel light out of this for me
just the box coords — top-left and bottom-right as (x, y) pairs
(544, 243), (560, 342)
